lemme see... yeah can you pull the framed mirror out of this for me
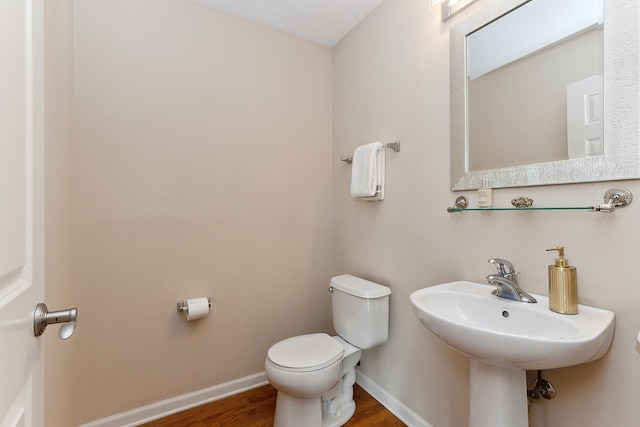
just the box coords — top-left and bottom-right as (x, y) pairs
(450, 0), (640, 190)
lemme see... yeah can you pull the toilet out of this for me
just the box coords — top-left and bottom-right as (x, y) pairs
(265, 274), (391, 427)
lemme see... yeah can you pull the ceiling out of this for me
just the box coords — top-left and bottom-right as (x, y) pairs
(193, 0), (386, 47)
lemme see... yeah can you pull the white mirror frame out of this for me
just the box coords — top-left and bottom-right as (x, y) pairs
(451, 0), (640, 190)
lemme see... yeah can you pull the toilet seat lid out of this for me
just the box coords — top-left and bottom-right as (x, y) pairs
(268, 333), (344, 372)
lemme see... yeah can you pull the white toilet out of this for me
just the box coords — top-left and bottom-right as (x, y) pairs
(265, 274), (391, 427)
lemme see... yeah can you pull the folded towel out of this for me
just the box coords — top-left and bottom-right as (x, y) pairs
(350, 142), (385, 200)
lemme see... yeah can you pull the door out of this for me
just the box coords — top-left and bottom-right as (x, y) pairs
(0, 0), (45, 426)
(567, 74), (604, 159)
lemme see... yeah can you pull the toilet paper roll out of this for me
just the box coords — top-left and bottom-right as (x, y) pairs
(185, 297), (210, 321)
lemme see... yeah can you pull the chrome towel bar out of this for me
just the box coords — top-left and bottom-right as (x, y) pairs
(341, 141), (400, 164)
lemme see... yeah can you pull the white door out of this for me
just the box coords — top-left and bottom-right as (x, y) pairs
(0, 0), (45, 426)
(567, 74), (604, 159)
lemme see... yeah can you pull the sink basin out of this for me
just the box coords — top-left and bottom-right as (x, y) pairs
(411, 280), (615, 426)
(410, 281), (615, 370)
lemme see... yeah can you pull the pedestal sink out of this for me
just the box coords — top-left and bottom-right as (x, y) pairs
(410, 281), (615, 427)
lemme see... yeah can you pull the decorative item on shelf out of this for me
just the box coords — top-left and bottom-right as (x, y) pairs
(511, 197), (534, 208)
(478, 179), (493, 208)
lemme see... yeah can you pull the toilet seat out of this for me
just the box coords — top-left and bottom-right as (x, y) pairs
(268, 333), (344, 373)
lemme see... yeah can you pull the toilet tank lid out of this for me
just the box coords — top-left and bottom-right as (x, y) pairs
(330, 274), (391, 298)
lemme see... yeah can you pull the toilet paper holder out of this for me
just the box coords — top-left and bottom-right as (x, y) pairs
(177, 297), (211, 313)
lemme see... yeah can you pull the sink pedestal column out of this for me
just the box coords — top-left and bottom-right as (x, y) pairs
(469, 360), (528, 427)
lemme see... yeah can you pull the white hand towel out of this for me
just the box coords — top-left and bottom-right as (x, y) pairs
(350, 142), (384, 199)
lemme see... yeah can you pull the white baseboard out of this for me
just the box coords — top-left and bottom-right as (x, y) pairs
(79, 370), (431, 427)
(78, 372), (268, 427)
(356, 370), (433, 427)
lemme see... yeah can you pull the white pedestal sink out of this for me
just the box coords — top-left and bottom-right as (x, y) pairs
(469, 360), (528, 426)
(410, 281), (615, 427)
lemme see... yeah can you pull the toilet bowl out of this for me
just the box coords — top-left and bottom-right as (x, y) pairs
(265, 275), (391, 427)
(265, 334), (362, 427)
(266, 333), (346, 427)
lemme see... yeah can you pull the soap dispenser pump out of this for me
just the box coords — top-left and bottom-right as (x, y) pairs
(546, 247), (578, 314)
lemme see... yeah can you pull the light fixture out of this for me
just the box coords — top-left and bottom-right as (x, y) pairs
(432, 0), (479, 22)
(429, 0), (447, 11)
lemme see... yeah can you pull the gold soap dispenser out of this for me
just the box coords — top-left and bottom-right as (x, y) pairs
(546, 246), (578, 314)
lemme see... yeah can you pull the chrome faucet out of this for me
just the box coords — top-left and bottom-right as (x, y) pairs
(486, 258), (537, 303)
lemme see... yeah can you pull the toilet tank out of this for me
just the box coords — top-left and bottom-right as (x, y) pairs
(330, 274), (391, 349)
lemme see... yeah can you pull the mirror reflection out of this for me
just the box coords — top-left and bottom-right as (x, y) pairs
(450, 0), (640, 190)
(467, 2), (603, 170)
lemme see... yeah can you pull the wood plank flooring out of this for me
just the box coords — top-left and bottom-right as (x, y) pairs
(139, 384), (406, 426)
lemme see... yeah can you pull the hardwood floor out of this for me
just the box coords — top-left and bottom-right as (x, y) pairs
(139, 384), (406, 426)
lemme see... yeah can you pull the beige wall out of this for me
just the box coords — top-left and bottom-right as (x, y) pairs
(71, 0), (333, 423)
(43, 0), (640, 425)
(334, 1), (640, 426)
(44, 0), (76, 426)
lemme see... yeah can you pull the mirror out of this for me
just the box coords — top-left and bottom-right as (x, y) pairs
(450, 0), (640, 190)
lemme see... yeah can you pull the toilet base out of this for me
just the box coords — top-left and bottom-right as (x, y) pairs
(322, 400), (355, 427)
(271, 377), (358, 427)
(321, 338), (361, 427)
(322, 400), (356, 427)
(274, 392), (323, 427)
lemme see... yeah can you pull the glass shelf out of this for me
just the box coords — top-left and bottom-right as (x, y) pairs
(447, 206), (595, 213)
(446, 188), (633, 214)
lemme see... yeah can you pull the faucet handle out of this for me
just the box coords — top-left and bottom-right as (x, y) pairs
(487, 258), (516, 276)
